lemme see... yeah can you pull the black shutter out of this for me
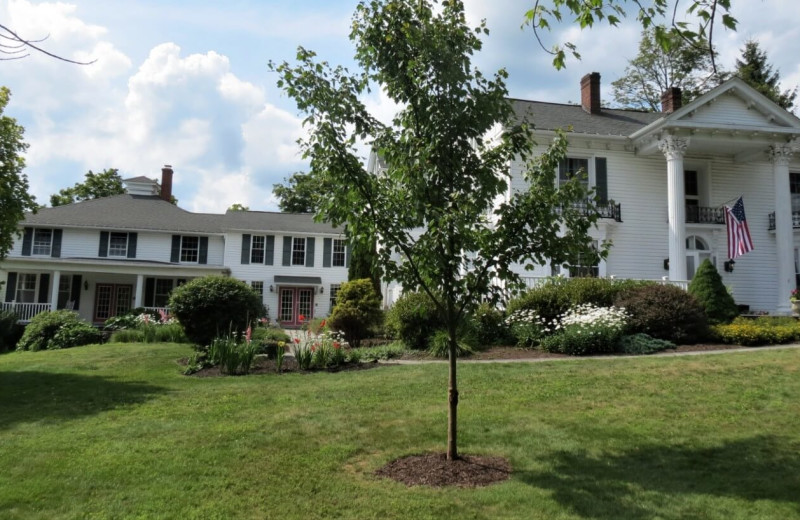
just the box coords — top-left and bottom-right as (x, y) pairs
(170, 235), (181, 263)
(5, 272), (17, 302)
(595, 157), (608, 204)
(282, 236), (292, 266)
(558, 160), (566, 184)
(51, 229), (62, 258)
(346, 243), (352, 268)
(21, 228), (32, 256)
(144, 278), (155, 307)
(199, 237), (209, 264)
(127, 233), (138, 259)
(38, 273), (50, 304)
(265, 236), (275, 266)
(241, 234), (251, 264)
(98, 231), (109, 257)
(305, 238), (315, 267)
(70, 275), (82, 310)
(323, 238), (332, 268)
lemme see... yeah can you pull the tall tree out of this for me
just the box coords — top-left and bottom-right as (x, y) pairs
(0, 87), (36, 261)
(50, 168), (125, 207)
(735, 40), (797, 110)
(272, 172), (318, 213)
(612, 28), (726, 111)
(272, 0), (603, 460)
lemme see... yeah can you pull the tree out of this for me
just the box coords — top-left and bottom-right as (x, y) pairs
(612, 28), (726, 111)
(272, 0), (604, 460)
(0, 23), (95, 64)
(525, 0), (737, 71)
(0, 87), (36, 261)
(50, 168), (125, 206)
(227, 203), (249, 211)
(272, 172), (318, 213)
(348, 239), (382, 298)
(735, 40), (797, 111)
(688, 259), (738, 324)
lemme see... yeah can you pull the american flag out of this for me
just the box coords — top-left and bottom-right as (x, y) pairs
(725, 197), (754, 259)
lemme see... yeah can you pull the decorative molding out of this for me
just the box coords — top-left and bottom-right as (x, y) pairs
(658, 136), (690, 160)
(769, 143), (794, 166)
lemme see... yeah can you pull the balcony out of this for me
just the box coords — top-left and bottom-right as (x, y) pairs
(767, 211), (800, 230)
(686, 205), (725, 225)
(567, 200), (622, 222)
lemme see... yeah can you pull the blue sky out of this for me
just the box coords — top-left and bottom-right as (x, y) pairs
(3, 0), (799, 213)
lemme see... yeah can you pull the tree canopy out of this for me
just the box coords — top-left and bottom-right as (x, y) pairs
(735, 40), (797, 111)
(611, 28), (726, 111)
(227, 203), (250, 211)
(0, 86), (36, 261)
(272, 172), (318, 213)
(50, 168), (125, 207)
(272, 0), (604, 460)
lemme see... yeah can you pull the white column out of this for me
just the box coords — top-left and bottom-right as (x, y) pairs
(771, 144), (794, 315)
(134, 274), (144, 308)
(659, 136), (690, 281)
(50, 270), (61, 311)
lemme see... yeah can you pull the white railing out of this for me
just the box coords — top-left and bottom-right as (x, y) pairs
(1, 302), (52, 322)
(142, 306), (170, 315)
(518, 276), (690, 291)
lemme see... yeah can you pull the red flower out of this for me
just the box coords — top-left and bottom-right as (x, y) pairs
(245, 326), (252, 343)
(333, 342), (340, 349)
(298, 314), (306, 322)
(311, 345), (316, 352)
(320, 319), (326, 328)
(293, 338), (300, 344)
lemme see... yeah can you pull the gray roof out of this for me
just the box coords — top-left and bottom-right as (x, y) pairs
(511, 99), (663, 137)
(21, 194), (342, 236)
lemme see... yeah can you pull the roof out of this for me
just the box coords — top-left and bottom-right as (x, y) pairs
(122, 176), (156, 183)
(21, 195), (342, 236)
(511, 99), (663, 137)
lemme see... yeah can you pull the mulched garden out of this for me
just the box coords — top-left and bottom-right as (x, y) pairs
(375, 453), (512, 488)
(182, 356), (386, 377)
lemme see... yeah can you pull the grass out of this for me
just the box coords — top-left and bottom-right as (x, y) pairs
(1, 343), (799, 519)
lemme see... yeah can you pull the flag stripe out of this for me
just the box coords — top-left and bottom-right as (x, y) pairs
(725, 197), (754, 259)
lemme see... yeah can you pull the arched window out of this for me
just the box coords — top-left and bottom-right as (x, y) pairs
(686, 235), (712, 279)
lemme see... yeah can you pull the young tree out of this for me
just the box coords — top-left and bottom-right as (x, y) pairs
(272, 172), (318, 213)
(272, 0), (604, 460)
(735, 40), (797, 111)
(612, 28), (726, 111)
(50, 168), (125, 206)
(0, 87), (37, 261)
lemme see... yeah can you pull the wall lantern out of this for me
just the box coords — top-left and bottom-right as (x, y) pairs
(269, 285), (274, 293)
(319, 286), (324, 294)
(83, 280), (89, 291)
(724, 259), (736, 273)
(663, 258), (669, 271)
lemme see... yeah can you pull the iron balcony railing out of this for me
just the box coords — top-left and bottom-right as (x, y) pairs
(686, 205), (725, 224)
(567, 200), (622, 222)
(767, 211), (800, 230)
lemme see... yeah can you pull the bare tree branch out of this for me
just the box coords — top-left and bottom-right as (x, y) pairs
(0, 23), (96, 65)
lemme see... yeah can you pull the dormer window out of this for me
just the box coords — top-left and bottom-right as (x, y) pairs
(32, 229), (53, 256)
(181, 236), (199, 263)
(108, 232), (129, 257)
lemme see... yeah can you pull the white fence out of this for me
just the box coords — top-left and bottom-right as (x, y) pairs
(1, 302), (52, 322)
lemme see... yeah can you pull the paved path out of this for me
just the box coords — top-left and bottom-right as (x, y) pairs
(380, 343), (800, 365)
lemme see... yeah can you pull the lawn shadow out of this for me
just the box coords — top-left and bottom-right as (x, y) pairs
(517, 436), (800, 519)
(0, 371), (166, 431)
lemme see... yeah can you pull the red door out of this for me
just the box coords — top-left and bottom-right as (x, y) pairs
(278, 287), (314, 326)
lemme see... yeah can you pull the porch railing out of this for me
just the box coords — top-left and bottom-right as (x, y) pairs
(142, 306), (170, 316)
(567, 200), (623, 222)
(686, 205), (725, 224)
(767, 211), (800, 230)
(519, 277), (689, 291)
(1, 302), (52, 322)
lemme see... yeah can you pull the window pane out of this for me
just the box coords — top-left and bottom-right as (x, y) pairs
(33, 229), (52, 255)
(57, 275), (72, 309)
(16, 273), (37, 303)
(292, 237), (306, 265)
(154, 279), (173, 307)
(684, 170), (699, 196)
(329, 284), (341, 310)
(251, 281), (264, 299)
(180, 236), (199, 262)
(332, 239), (346, 267)
(559, 158), (589, 188)
(251, 236), (265, 263)
(108, 232), (128, 257)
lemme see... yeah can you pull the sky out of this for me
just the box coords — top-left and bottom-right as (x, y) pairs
(2, 0), (798, 213)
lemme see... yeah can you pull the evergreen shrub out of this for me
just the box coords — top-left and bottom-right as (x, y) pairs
(328, 279), (383, 348)
(384, 291), (441, 350)
(688, 259), (739, 324)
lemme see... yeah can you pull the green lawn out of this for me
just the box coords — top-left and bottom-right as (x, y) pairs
(1, 343), (799, 519)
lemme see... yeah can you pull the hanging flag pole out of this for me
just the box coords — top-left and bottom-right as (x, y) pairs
(725, 196), (754, 260)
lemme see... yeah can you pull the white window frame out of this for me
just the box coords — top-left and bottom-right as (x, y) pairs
(57, 275), (73, 309)
(329, 284), (341, 311)
(15, 273), (38, 303)
(32, 229), (53, 256)
(108, 232), (129, 257)
(558, 157), (591, 190)
(151, 279), (174, 308)
(251, 235), (265, 264)
(292, 237), (306, 266)
(251, 281), (264, 300)
(332, 239), (346, 267)
(180, 236), (199, 263)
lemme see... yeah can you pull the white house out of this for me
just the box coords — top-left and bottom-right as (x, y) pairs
(504, 74), (800, 314)
(0, 167), (350, 326)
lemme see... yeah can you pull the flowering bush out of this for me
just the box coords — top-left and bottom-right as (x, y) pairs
(540, 304), (629, 356)
(712, 317), (800, 346)
(291, 321), (350, 370)
(504, 308), (555, 348)
(792, 289), (800, 302)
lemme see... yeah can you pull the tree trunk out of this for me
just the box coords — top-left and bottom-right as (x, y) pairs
(447, 322), (458, 460)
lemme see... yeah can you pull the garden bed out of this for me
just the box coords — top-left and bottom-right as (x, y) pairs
(181, 355), (387, 377)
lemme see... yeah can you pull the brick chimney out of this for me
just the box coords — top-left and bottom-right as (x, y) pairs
(661, 87), (683, 113)
(580, 72), (601, 114)
(160, 165), (173, 202)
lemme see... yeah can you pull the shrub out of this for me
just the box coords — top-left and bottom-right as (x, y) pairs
(0, 310), (23, 352)
(539, 304), (629, 355)
(108, 323), (188, 344)
(614, 284), (708, 344)
(688, 259), (739, 325)
(427, 329), (475, 358)
(17, 310), (100, 351)
(110, 329), (145, 343)
(328, 279), (383, 348)
(252, 327), (291, 357)
(712, 317), (800, 346)
(385, 291), (441, 350)
(505, 308), (551, 348)
(472, 303), (511, 346)
(208, 334), (258, 375)
(169, 276), (265, 347)
(618, 333), (675, 355)
(349, 341), (406, 361)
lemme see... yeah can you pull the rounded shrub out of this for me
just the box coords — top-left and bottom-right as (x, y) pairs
(614, 284), (708, 344)
(471, 302), (511, 346)
(0, 310), (24, 352)
(688, 259), (739, 325)
(384, 291), (441, 350)
(169, 275), (265, 348)
(17, 310), (101, 351)
(328, 278), (383, 348)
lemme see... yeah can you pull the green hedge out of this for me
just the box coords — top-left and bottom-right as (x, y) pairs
(17, 311), (102, 351)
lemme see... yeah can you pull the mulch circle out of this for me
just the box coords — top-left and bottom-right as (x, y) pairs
(375, 453), (511, 488)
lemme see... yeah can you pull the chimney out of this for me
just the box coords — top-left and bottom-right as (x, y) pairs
(160, 165), (173, 202)
(580, 72), (601, 114)
(661, 87), (683, 113)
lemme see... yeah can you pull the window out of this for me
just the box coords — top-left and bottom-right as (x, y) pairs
(32, 229), (53, 256)
(108, 232), (129, 257)
(332, 239), (346, 267)
(292, 237), (306, 265)
(251, 281), (264, 300)
(329, 284), (341, 310)
(791, 172), (800, 213)
(558, 158), (589, 189)
(686, 235), (712, 279)
(251, 236), (265, 264)
(180, 236), (199, 262)
(57, 275), (73, 309)
(15, 273), (37, 303)
(568, 241), (599, 278)
(153, 279), (174, 308)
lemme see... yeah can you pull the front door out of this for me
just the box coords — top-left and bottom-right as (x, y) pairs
(278, 287), (314, 327)
(94, 284), (133, 322)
